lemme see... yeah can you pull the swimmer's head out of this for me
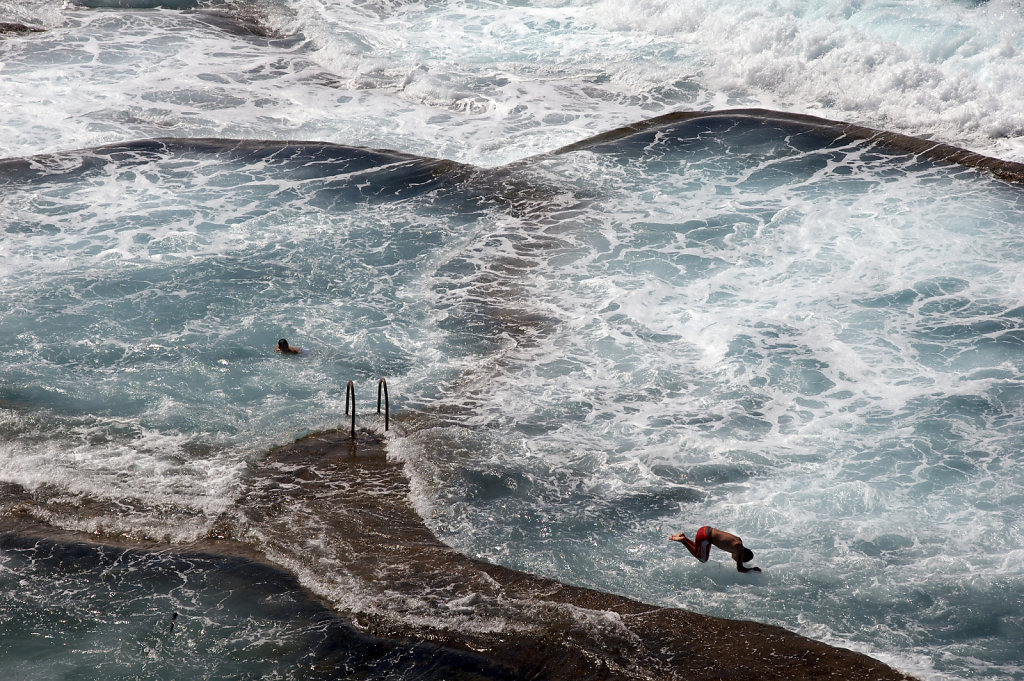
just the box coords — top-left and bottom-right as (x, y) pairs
(278, 339), (290, 351)
(742, 548), (754, 563)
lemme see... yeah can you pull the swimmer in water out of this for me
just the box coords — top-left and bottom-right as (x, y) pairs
(275, 338), (301, 354)
(670, 526), (761, 573)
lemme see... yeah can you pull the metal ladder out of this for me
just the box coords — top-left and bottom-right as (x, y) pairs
(344, 377), (390, 438)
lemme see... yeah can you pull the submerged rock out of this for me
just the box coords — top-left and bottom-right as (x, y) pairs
(0, 23), (46, 34)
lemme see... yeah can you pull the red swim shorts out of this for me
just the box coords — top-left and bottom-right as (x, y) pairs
(695, 526), (712, 562)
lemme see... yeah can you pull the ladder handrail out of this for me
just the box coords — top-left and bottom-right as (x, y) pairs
(377, 378), (389, 431)
(344, 380), (355, 438)
(344, 378), (391, 438)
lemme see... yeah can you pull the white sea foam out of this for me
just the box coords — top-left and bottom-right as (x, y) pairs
(0, 409), (243, 538)
(387, 125), (1024, 679)
(2, 1), (1023, 678)
(2, 0), (1020, 166)
(0, 0), (65, 29)
(262, 0), (1024, 163)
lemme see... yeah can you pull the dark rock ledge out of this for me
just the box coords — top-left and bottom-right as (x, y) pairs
(544, 108), (1024, 184)
(0, 23), (46, 34)
(229, 429), (919, 681)
(0, 428), (919, 680)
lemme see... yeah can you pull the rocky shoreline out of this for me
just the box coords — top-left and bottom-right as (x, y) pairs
(3, 428), (919, 680)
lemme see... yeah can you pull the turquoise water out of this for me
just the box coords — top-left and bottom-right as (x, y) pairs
(2, 1), (1024, 679)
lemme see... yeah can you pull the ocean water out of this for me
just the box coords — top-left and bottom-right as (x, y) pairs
(1, 1), (1023, 679)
